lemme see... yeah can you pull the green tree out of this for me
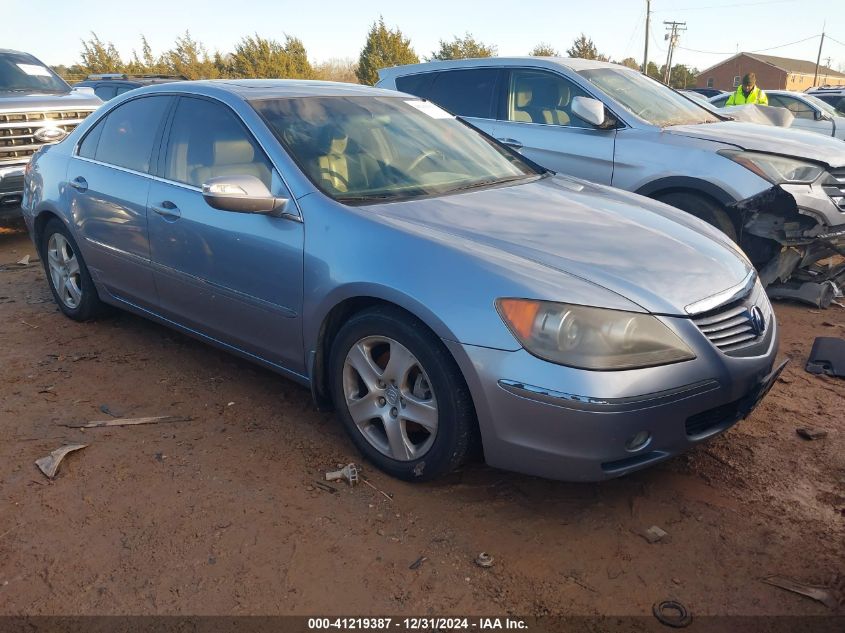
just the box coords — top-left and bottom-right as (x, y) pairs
(529, 43), (559, 57)
(618, 57), (640, 70)
(429, 33), (497, 60)
(163, 31), (220, 80)
(566, 33), (607, 61)
(126, 35), (167, 75)
(228, 34), (313, 78)
(667, 64), (698, 88)
(79, 33), (124, 74)
(356, 17), (419, 86)
(646, 61), (661, 80)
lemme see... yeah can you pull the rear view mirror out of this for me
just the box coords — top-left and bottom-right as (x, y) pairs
(202, 175), (287, 214)
(571, 96), (607, 127)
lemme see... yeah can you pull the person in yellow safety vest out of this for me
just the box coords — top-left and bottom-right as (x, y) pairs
(726, 72), (769, 105)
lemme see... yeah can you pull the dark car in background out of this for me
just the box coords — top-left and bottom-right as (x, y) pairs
(74, 73), (184, 101)
(686, 87), (726, 98)
(0, 49), (101, 221)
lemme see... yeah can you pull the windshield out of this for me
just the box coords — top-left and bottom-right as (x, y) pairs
(578, 67), (721, 127)
(252, 96), (539, 204)
(803, 94), (842, 117)
(0, 52), (70, 93)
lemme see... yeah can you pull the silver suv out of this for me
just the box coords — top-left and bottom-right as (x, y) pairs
(378, 58), (845, 305)
(0, 49), (101, 221)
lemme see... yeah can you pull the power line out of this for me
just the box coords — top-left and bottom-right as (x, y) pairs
(676, 33), (820, 55)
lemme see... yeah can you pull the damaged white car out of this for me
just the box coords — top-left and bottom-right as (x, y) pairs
(377, 58), (845, 306)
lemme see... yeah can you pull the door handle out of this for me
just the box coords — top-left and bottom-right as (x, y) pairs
(152, 200), (181, 220)
(68, 176), (88, 192)
(497, 138), (524, 150)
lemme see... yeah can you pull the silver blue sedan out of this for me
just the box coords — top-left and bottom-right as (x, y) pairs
(22, 80), (782, 481)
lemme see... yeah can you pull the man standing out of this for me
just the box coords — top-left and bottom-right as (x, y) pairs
(726, 72), (769, 105)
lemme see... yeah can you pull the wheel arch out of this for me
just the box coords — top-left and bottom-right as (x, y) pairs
(635, 176), (736, 207)
(32, 207), (71, 252)
(306, 289), (469, 415)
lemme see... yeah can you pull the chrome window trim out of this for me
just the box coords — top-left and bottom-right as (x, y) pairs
(71, 92), (303, 220)
(684, 269), (757, 316)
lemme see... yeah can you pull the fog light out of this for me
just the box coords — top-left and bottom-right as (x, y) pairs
(625, 430), (651, 452)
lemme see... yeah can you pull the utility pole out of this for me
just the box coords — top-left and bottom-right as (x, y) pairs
(663, 21), (686, 84)
(813, 23), (826, 87)
(642, 0), (651, 75)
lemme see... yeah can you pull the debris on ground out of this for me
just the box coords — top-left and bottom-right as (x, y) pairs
(62, 415), (192, 429)
(361, 477), (392, 501)
(325, 463), (359, 486)
(312, 481), (337, 494)
(652, 600), (693, 628)
(99, 404), (120, 418)
(16, 255), (30, 266)
(796, 428), (828, 441)
(409, 556), (428, 570)
(35, 444), (88, 479)
(642, 526), (669, 544)
(474, 552), (495, 568)
(761, 575), (838, 609)
(805, 337), (845, 377)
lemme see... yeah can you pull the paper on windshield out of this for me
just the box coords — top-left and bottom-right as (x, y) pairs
(404, 100), (454, 119)
(16, 63), (52, 77)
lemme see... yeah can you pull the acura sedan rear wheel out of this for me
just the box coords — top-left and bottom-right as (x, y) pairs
(329, 306), (476, 481)
(41, 218), (106, 321)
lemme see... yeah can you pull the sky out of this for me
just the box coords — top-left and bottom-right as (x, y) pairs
(4, 0), (845, 75)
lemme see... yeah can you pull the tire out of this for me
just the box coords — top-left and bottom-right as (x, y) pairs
(328, 306), (476, 482)
(40, 217), (107, 321)
(655, 191), (738, 243)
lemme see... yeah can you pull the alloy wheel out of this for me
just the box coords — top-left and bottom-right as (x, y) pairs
(342, 335), (438, 461)
(47, 233), (83, 310)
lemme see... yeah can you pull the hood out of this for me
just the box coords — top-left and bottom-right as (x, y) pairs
(0, 90), (102, 111)
(667, 121), (845, 168)
(364, 176), (752, 316)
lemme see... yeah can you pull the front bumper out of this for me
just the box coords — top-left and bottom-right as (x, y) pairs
(445, 314), (780, 482)
(0, 163), (26, 220)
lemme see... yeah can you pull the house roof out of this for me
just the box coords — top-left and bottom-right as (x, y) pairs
(698, 52), (845, 78)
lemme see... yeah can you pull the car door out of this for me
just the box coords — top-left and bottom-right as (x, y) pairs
(67, 94), (173, 310)
(495, 68), (616, 184)
(147, 95), (305, 372)
(769, 95), (832, 136)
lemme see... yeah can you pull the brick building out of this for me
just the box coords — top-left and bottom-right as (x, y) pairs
(696, 52), (845, 92)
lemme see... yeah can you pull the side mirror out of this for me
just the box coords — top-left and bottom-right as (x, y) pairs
(571, 96), (607, 127)
(202, 175), (288, 214)
(814, 110), (832, 121)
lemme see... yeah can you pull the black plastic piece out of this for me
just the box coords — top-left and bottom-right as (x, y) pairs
(805, 337), (845, 377)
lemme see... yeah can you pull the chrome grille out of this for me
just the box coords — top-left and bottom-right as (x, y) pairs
(824, 168), (845, 212)
(692, 281), (772, 353)
(0, 110), (94, 164)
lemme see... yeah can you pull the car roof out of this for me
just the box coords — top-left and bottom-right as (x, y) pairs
(377, 56), (622, 81)
(134, 79), (400, 100)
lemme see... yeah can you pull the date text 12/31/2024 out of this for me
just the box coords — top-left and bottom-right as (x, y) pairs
(307, 617), (528, 630)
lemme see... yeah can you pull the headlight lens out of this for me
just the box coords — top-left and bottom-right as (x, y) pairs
(718, 150), (825, 184)
(496, 299), (695, 370)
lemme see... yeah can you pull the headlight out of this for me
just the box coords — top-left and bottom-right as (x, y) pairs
(496, 299), (695, 370)
(718, 150), (825, 184)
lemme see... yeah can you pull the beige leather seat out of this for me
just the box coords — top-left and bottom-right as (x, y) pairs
(512, 76), (571, 126)
(191, 139), (271, 188)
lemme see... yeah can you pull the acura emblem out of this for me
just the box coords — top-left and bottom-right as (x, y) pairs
(34, 126), (67, 143)
(748, 305), (766, 336)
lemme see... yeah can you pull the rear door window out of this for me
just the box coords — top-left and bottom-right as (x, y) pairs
(89, 96), (172, 173)
(406, 68), (500, 119)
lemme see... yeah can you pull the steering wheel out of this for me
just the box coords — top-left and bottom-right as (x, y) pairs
(408, 149), (440, 172)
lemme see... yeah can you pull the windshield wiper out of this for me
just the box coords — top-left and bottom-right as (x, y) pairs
(446, 174), (534, 195)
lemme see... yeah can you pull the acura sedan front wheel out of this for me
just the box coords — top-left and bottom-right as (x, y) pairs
(41, 218), (106, 321)
(329, 306), (476, 481)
